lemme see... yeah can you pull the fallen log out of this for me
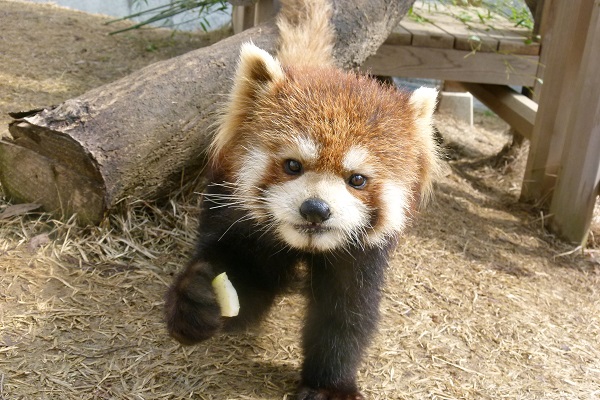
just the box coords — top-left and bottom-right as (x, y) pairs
(0, 0), (414, 225)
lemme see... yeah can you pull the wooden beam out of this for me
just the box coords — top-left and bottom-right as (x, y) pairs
(548, 3), (600, 245)
(520, 0), (594, 204)
(399, 18), (455, 48)
(458, 82), (537, 140)
(361, 45), (539, 86)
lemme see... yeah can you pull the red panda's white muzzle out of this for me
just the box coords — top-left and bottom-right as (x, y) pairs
(264, 171), (370, 251)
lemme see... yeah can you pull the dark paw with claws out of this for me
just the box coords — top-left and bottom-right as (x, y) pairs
(164, 262), (222, 345)
(297, 386), (365, 400)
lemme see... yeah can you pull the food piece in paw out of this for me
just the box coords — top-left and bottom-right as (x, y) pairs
(211, 272), (240, 317)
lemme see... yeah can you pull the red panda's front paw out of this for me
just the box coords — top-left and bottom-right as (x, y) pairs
(297, 386), (365, 400)
(164, 263), (222, 345)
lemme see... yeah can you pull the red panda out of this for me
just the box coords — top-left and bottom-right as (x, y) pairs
(165, 0), (440, 398)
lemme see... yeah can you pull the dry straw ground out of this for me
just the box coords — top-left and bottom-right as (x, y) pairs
(1, 1), (599, 399)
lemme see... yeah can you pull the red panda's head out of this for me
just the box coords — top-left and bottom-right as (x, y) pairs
(209, 43), (440, 252)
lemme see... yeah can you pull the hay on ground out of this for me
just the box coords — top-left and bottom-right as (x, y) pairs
(1, 2), (599, 399)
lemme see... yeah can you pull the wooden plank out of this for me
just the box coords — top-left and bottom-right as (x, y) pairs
(417, 5), (499, 52)
(460, 6), (539, 55)
(458, 82), (537, 140)
(436, 4), (539, 55)
(548, 3), (600, 245)
(385, 23), (412, 46)
(520, 0), (594, 204)
(399, 18), (455, 48)
(476, 9), (535, 40)
(361, 45), (539, 86)
(495, 31), (540, 56)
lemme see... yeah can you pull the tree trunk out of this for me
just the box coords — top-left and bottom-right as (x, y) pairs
(0, 0), (414, 225)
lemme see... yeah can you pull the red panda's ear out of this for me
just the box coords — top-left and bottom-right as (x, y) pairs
(409, 87), (438, 122)
(211, 43), (285, 158)
(409, 87), (441, 208)
(237, 43), (285, 89)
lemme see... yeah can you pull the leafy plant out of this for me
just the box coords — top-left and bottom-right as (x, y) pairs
(408, 7), (433, 24)
(106, 0), (229, 35)
(506, 4), (534, 30)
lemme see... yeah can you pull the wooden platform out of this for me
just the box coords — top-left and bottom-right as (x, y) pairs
(362, 2), (540, 86)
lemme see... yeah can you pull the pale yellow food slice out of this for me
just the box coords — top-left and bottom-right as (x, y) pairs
(211, 272), (240, 317)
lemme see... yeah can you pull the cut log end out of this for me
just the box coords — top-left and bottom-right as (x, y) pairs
(1, 121), (106, 224)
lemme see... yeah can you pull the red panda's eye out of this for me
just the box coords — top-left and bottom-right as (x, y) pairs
(284, 159), (303, 175)
(348, 174), (367, 189)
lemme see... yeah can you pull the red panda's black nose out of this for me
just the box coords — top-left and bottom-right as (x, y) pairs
(300, 198), (331, 223)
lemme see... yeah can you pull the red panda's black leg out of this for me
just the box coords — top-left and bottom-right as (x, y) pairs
(164, 250), (284, 344)
(298, 247), (390, 400)
(166, 180), (301, 343)
(164, 259), (222, 345)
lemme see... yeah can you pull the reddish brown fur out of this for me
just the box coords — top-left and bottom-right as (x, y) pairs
(217, 65), (431, 212)
(166, 1), (440, 399)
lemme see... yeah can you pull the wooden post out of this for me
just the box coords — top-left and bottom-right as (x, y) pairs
(232, 0), (277, 33)
(548, 1), (600, 245)
(520, 0), (594, 205)
(254, 0), (277, 25)
(232, 4), (255, 34)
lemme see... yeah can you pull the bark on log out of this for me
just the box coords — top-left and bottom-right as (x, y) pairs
(0, 0), (414, 225)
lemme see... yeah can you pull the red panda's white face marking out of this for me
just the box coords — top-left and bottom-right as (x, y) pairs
(211, 43), (439, 252)
(232, 141), (373, 251)
(235, 146), (271, 220)
(231, 142), (411, 251)
(285, 136), (320, 163)
(368, 181), (410, 246)
(267, 171), (371, 251)
(342, 145), (377, 178)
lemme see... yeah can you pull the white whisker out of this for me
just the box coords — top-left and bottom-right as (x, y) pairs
(218, 215), (255, 241)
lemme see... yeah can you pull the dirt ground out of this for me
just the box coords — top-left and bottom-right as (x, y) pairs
(1, 1), (599, 399)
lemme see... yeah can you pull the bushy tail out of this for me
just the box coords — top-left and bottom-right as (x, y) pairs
(276, 0), (335, 66)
